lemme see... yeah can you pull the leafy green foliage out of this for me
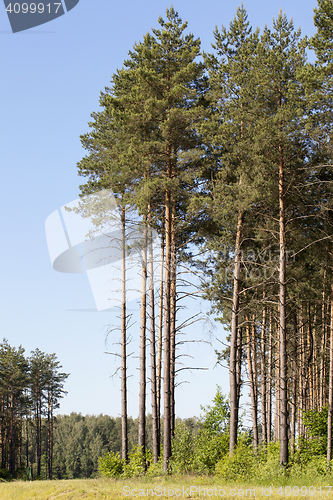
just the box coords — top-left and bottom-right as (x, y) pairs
(170, 388), (231, 474)
(192, 430), (229, 473)
(215, 441), (256, 481)
(98, 451), (124, 478)
(170, 422), (194, 473)
(122, 446), (153, 478)
(99, 446), (163, 479)
(302, 407), (328, 443)
(200, 387), (230, 434)
(214, 441), (327, 483)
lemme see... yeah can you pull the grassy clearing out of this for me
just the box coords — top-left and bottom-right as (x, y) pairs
(0, 476), (332, 499)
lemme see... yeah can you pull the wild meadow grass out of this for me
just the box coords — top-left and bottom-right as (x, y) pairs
(0, 476), (333, 499)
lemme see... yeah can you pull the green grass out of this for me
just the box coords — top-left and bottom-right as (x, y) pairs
(0, 476), (332, 499)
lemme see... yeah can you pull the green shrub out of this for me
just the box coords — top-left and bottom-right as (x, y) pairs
(145, 455), (164, 478)
(190, 387), (231, 474)
(215, 442), (256, 481)
(122, 446), (152, 478)
(0, 468), (11, 481)
(170, 422), (194, 473)
(289, 453), (332, 481)
(302, 408), (328, 443)
(200, 388), (230, 434)
(254, 442), (284, 482)
(98, 451), (124, 478)
(169, 409), (230, 474)
(192, 429), (229, 473)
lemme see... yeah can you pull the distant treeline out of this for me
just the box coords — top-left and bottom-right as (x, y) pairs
(0, 340), (68, 479)
(52, 413), (199, 479)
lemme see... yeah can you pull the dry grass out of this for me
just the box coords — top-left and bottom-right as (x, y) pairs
(0, 476), (332, 499)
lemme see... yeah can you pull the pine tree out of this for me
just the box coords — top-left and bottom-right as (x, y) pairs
(131, 8), (206, 470)
(256, 12), (312, 467)
(203, 5), (261, 454)
(80, 6), (207, 471)
(0, 340), (28, 476)
(77, 78), (140, 462)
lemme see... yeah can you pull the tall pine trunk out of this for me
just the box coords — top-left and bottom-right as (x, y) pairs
(327, 267), (333, 464)
(36, 378), (41, 477)
(163, 147), (172, 472)
(266, 312), (273, 442)
(156, 233), (164, 451)
(291, 314), (297, 453)
(170, 203), (176, 438)
(9, 390), (14, 477)
(121, 205), (128, 461)
(246, 314), (258, 449)
(298, 310), (305, 437)
(274, 317), (280, 442)
(320, 269), (327, 408)
(261, 299), (267, 444)
(148, 220), (159, 463)
(278, 133), (288, 467)
(307, 304), (314, 409)
(50, 395), (54, 479)
(46, 393), (50, 479)
(229, 211), (243, 454)
(138, 219), (147, 459)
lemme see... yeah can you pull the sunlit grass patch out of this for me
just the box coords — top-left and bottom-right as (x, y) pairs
(0, 476), (332, 499)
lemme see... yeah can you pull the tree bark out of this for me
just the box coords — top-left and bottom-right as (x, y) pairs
(274, 322), (280, 443)
(163, 146), (172, 473)
(307, 303), (314, 410)
(267, 312), (273, 443)
(156, 233), (164, 453)
(50, 394), (54, 479)
(320, 269), (327, 408)
(148, 220), (159, 463)
(229, 211), (243, 454)
(261, 298), (267, 444)
(138, 219), (147, 460)
(170, 203), (176, 438)
(246, 314), (258, 449)
(298, 310), (305, 437)
(121, 205), (128, 461)
(278, 133), (288, 467)
(236, 327), (242, 411)
(291, 313), (297, 454)
(327, 268), (333, 464)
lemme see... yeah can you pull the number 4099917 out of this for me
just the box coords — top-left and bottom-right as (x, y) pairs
(6, 3), (62, 14)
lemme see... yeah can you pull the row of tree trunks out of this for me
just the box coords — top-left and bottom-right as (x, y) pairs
(233, 282), (333, 461)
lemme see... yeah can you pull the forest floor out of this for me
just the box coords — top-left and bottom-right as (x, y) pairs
(0, 475), (332, 499)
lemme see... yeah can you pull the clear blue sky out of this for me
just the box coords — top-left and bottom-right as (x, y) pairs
(0, 0), (318, 419)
